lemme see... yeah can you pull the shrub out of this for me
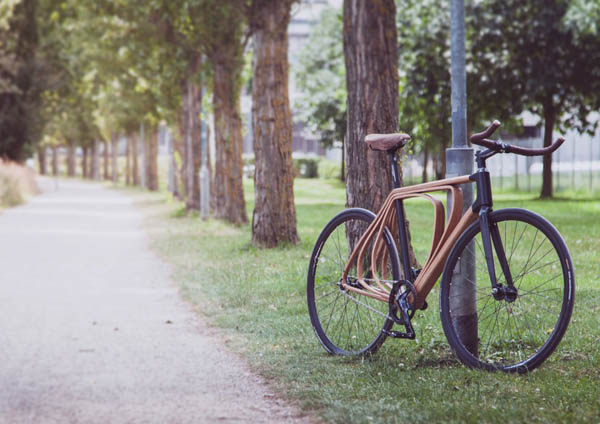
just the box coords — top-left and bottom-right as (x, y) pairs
(317, 159), (341, 180)
(293, 158), (320, 178)
(0, 160), (39, 208)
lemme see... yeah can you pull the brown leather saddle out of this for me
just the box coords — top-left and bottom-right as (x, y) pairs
(365, 133), (410, 152)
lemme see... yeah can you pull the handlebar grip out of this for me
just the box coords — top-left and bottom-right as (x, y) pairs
(508, 137), (565, 156)
(470, 120), (501, 143)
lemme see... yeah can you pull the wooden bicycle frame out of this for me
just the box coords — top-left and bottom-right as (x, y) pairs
(341, 156), (478, 309)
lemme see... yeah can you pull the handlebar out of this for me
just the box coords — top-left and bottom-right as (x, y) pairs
(470, 120), (566, 157)
(470, 120), (501, 144)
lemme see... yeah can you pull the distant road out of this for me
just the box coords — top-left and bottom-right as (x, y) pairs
(0, 178), (311, 424)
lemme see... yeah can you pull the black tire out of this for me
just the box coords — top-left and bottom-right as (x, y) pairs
(307, 208), (401, 355)
(440, 208), (575, 373)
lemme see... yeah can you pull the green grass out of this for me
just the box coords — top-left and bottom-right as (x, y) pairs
(136, 178), (600, 423)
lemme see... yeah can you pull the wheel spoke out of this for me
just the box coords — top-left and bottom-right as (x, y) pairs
(308, 212), (398, 355)
(441, 211), (573, 371)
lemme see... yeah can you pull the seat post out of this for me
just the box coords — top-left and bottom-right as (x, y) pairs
(389, 150), (414, 281)
(389, 150), (401, 189)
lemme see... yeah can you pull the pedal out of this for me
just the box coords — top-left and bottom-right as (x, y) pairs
(383, 328), (415, 339)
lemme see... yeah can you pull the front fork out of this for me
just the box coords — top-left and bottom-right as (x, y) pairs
(478, 207), (517, 302)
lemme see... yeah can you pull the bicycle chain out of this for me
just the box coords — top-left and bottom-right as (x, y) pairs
(340, 289), (393, 321)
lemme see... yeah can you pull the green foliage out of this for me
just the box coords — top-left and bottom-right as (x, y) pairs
(294, 6), (346, 149)
(396, 0), (523, 168)
(565, 0), (600, 36)
(471, 0), (600, 134)
(317, 159), (341, 180)
(0, 0), (44, 161)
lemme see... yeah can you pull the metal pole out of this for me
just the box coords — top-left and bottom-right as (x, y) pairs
(140, 122), (146, 189)
(448, 0), (477, 355)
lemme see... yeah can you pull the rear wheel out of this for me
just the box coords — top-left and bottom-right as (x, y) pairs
(307, 208), (400, 355)
(440, 208), (575, 372)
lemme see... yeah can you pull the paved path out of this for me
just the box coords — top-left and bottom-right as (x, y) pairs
(0, 178), (310, 424)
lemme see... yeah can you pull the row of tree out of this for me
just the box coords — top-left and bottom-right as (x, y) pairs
(2, 0), (600, 254)
(1, 0), (302, 247)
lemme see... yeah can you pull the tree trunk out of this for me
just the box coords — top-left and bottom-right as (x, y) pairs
(343, 0), (398, 211)
(208, 124), (217, 213)
(540, 104), (556, 198)
(132, 133), (139, 186)
(91, 139), (99, 180)
(111, 134), (118, 183)
(37, 146), (47, 175)
(103, 140), (110, 180)
(249, 0), (299, 247)
(140, 123), (146, 189)
(343, 0), (418, 268)
(174, 122), (186, 200)
(52, 145), (59, 176)
(212, 41), (247, 225)
(182, 76), (202, 210)
(147, 127), (159, 191)
(67, 140), (75, 177)
(422, 144), (429, 183)
(125, 137), (131, 185)
(81, 146), (89, 178)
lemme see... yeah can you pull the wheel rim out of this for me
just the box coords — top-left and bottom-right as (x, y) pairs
(446, 215), (571, 370)
(309, 213), (396, 354)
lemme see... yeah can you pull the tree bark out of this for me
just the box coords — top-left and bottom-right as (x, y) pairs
(51, 145), (59, 176)
(132, 133), (139, 186)
(67, 140), (75, 177)
(207, 124), (217, 213)
(181, 70), (202, 210)
(174, 122), (186, 200)
(147, 127), (159, 191)
(212, 40), (247, 225)
(140, 124), (146, 189)
(343, 0), (418, 269)
(343, 0), (398, 211)
(540, 103), (556, 198)
(125, 137), (131, 185)
(103, 140), (110, 180)
(249, 0), (299, 247)
(81, 146), (89, 179)
(91, 139), (99, 180)
(37, 146), (47, 175)
(111, 134), (118, 183)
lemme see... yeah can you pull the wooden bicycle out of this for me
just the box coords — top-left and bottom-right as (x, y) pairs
(307, 121), (575, 373)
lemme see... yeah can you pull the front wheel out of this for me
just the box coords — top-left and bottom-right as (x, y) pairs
(440, 208), (575, 372)
(307, 208), (401, 355)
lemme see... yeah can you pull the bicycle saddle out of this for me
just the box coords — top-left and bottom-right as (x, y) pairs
(365, 133), (410, 151)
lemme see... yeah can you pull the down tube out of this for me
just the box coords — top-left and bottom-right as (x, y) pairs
(413, 209), (477, 306)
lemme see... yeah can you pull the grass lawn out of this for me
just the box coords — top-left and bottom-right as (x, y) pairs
(137, 177), (600, 423)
